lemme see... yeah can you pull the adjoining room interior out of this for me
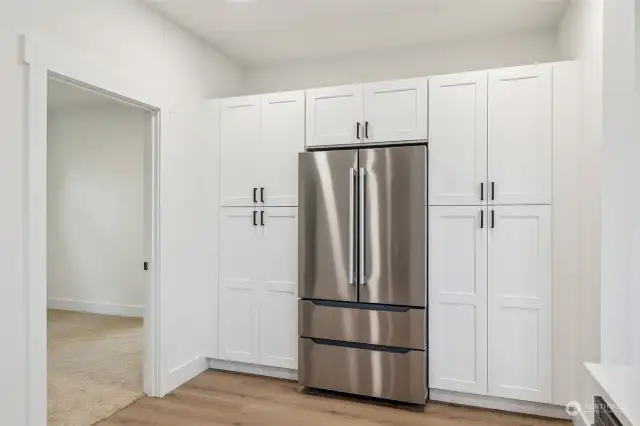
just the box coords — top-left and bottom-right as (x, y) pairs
(46, 78), (151, 426)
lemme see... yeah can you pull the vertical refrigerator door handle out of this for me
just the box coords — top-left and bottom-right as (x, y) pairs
(359, 168), (366, 285)
(348, 168), (356, 284)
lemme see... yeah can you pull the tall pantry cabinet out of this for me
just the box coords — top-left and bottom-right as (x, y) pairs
(428, 64), (554, 403)
(216, 91), (304, 370)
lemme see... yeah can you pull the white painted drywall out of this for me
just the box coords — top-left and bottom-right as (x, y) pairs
(47, 105), (148, 318)
(244, 30), (561, 94)
(557, 0), (604, 422)
(0, 2), (28, 425)
(550, 61), (582, 407)
(600, 0), (637, 367)
(561, 0), (639, 373)
(0, 0), (244, 423)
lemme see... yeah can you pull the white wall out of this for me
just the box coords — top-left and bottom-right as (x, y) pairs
(555, 0), (640, 422)
(0, 0), (244, 423)
(244, 29), (561, 94)
(0, 2), (28, 425)
(600, 0), (637, 368)
(47, 105), (148, 318)
(561, 0), (639, 372)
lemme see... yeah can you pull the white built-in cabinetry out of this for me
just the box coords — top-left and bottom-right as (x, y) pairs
(429, 206), (488, 395)
(218, 208), (260, 364)
(429, 71), (488, 206)
(219, 91), (305, 207)
(213, 62), (572, 411)
(488, 66), (552, 205)
(306, 78), (428, 147)
(428, 64), (554, 404)
(218, 207), (298, 369)
(487, 205), (552, 403)
(219, 95), (261, 207)
(216, 91), (302, 372)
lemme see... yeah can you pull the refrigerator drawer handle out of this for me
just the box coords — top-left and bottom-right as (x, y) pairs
(309, 338), (411, 354)
(359, 168), (366, 285)
(349, 168), (356, 284)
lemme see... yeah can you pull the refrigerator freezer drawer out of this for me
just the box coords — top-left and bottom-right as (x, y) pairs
(298, 300), (425, 350)
(298, 337), (426, 404)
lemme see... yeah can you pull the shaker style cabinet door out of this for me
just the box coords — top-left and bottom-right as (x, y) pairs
(488, 205), (552, 403)
(363, 77), (428, 143)
(218, 208), (260, 364)
(258, 208), (298, 369)
(429, 72), (488, 206)
(219, 96), (261, 207)
(488, 65), (552, 205)
(306, 84), (364, 147)
(260, 91), (305, 207)
(429, 206), (488, 395)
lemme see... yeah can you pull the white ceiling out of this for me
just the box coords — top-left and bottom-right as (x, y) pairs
(47, 79), (134, 110)
(144, 0), (569, 65)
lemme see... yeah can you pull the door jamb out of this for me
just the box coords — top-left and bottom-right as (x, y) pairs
(22, 35), (163, 426)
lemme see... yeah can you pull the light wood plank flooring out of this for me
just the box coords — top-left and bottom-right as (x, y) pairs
(99, 370), (569, 426)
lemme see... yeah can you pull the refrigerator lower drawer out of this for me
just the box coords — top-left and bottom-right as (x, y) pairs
(298, 300), (425, 350)
(298, 337), (426, 404)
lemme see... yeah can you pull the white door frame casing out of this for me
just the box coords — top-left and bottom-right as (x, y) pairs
(22, 35), (163, 426)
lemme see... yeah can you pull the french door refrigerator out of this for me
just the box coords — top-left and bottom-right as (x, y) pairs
(298, 144), (427, 405)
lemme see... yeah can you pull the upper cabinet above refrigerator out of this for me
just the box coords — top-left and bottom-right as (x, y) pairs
(218, 91), (305, 207)
(305, 85), (364, 147)
(363, 78), (429, 143)
(306, 78), (429, 148)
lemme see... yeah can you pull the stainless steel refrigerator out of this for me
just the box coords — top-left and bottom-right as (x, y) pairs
(298, 144), (427, 405)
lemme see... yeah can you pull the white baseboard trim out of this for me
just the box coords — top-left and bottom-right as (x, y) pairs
(48, 298), (143, 318)
(430, 389), (569, 420)
(208, 358), (297, 381)
(164, 356), (209, 396)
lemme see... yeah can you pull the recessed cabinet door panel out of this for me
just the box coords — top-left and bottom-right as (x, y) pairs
(306, 85), (364, 147)
(259, 208), (298, 369)
(488, 205), (552, 403)
(261, 91), (305, 207)
(363, 78), (428, 143)
(429, 72), (488, 206)
(219, 96), (261, 207)
(429, 206), (488, 395)
(219, 208), (260, 364)
(489, 66), (552, 205)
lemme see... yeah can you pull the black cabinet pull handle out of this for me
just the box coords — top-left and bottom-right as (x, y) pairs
(481, 183), (484, 201)
(480, 210), (484, 229)
(491, 210), (495, 229)
(356, 122), (361, 140)
(260, 211), (265, 226)
(253, 187), (257, 203)
(260, 187), (265, 203)
(365, 121), (370, 139)
(491, 182), (495, 201)
(253, 211), (257, 227)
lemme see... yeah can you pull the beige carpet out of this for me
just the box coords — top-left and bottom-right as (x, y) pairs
(48, 310), (144, 426)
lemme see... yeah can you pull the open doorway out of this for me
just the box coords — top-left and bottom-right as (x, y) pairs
(46, 77), (152, 425)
